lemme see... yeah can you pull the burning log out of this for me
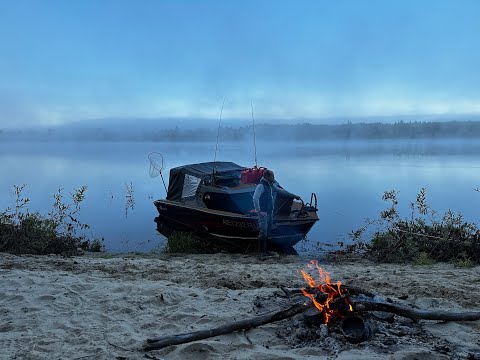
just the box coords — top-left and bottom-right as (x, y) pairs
(282, 285), (377, 299)
(144, 302), (309, 351)
(302, 307), (323, 327)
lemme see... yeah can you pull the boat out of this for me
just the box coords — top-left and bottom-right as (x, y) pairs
(153, 161), (319, 253)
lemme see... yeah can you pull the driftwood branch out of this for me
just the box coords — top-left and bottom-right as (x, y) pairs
(144, 302), (309, 351)
(354, 299), (480, 322)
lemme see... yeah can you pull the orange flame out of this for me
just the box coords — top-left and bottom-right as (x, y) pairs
(300, 260), (353, 325)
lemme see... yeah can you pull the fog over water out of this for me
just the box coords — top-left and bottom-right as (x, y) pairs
(1, 139), (479, 254)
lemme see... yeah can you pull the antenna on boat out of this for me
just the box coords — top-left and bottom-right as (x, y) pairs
(250, 100), (258, 167)
(148, 152), (168, 194)
(213, 97), (226, 172)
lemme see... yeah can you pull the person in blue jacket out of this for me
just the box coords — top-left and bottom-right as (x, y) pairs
(253, 169), (300, 258)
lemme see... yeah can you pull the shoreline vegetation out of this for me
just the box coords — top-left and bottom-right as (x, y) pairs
(0, 185), (103, 256)
(3, 119), (480, 142)
(1, 183), (479, 267)
(334, 188), (480, 267)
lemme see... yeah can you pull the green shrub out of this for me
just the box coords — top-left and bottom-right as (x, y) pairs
(455, 257), (475, 268)
(162, 231), (227, 254)
(0, 184), (102, 256)
(163, 231), (197, 253)
(416, 252), (434, 266)
(344, 188), (480, 264)
(85, 238), (105, 252)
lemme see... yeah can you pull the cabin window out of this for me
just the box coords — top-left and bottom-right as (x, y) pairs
(182, 174), (201, 199)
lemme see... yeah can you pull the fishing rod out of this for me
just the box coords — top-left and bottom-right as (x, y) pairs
(213, 97), (226, 173)
(251, 100), (258, 168)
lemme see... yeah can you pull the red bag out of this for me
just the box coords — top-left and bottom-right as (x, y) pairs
(240, 166), (266, 184)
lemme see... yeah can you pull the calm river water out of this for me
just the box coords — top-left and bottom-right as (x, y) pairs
(1, 140), (479, 254)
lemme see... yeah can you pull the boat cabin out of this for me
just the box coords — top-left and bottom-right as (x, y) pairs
(165, 161), (294, 215)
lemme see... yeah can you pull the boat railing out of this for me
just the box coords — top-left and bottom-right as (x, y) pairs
(291, 193), (318, 218)
(306, 192), (318, 211)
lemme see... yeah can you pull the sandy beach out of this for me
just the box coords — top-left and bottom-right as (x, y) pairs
(1, 252), (480, 359)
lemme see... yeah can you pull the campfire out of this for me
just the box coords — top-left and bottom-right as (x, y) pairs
(299, 260), (372, 343)
(300, 260), (353, 325)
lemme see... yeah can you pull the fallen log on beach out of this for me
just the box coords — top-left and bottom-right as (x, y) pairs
(353, 299), (480, 322)
(144, 302), (309, 351)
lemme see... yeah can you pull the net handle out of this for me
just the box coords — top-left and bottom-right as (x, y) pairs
(148, 152), (168, 194)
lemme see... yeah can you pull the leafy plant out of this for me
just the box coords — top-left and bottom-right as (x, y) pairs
(163, 231), (197, 253)
(0, 185), (102, 256)
(124, 182), (135, 218)
(162, 231), (229, 254)
(455, 257), (475, 268)
(339, 188), (480, 264)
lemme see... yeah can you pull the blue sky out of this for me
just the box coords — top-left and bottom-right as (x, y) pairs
(1, 0), (480, 128)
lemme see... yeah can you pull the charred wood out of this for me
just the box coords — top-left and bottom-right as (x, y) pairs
(285, 285), (377, 298)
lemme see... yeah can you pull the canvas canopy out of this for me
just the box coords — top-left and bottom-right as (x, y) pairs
(166, 162), (245, 201)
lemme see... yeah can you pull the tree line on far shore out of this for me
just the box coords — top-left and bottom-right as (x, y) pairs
(3, 120), (480, 142)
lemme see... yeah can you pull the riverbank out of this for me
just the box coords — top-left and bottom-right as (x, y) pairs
(1, 252), (479, 359)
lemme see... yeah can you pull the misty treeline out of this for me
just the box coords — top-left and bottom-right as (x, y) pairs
(3, 120), (480, 142)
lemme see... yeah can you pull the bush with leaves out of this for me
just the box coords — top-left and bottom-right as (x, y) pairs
(340, 188), (480, 264)
(0, 185), (104, 256)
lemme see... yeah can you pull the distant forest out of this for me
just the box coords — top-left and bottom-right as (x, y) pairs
(2, 120), (480, 142)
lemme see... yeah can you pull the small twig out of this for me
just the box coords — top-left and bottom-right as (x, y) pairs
(242, 329), (253, 345)
(145, 354), (163, 360)
(280, 287), (292, 300)
(103, 333), (134, 352)
(63, 286), (80, 296)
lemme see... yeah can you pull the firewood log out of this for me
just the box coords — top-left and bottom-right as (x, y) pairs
(144, 302), (309, 351)
(353, 299), (480, 322)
